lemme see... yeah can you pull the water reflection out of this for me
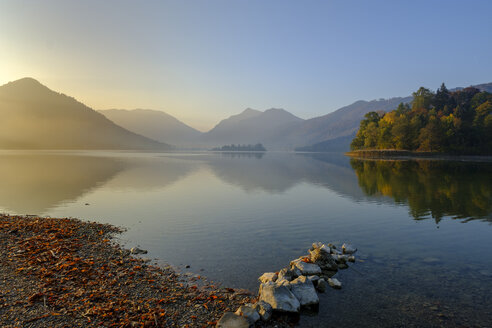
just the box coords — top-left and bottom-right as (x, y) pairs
(0, 153), (125, 213)
(350, 159), (492, 222)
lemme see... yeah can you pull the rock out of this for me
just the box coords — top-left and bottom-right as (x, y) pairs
(253, 300), (273, 321)
(316, 278), (327, 292)
(328, 278), (342, 289)
(275, 278), (291, 287)
(277, 268), (297, 282)
(235, 304), (260, 325)
(338, 263), (349, 270)
(259, 282), (300, 313)
(309, 244), (338, 271)
(307, 275), (320, 284)
(217, 312), (250, 328)
(259, 272), (278, 283)
(333, 254), (348, 263)
(342, 243), (357, 254)
(423, 257), (440, 264)
(130, 247), (147, 255)
(348, 255), (356, 263)
(289, 276), (319, 307)
(290, 258), (322, 276)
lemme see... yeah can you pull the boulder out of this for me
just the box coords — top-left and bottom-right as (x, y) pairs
(289, 276), (319, 307)
(309, 244), (338, 271)
(277, 267), (297, 282)
(290, 258), (322, 276)
(328, 278), (342, 289)
(316, 278), (327, 293)
(258, 272), (278, 283)
(348, 255), (356, 263)
(235, 304), (260, 325)
(217, 312), (250, 328)
(342, 243), (357, 254)
(259, 282), (300, 313)
(253, 300), (273, 321)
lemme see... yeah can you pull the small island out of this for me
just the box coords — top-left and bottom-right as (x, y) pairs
(348, 84), (492, 156)
(212, 143), (267, 152)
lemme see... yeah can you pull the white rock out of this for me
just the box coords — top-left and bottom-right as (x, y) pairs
(130, 247), (147, 255)
(253, 300), (273, 321)
(258, 272), (278, 283)
(342, 243), (357, 254)
(235, 304), (260, 325)
(289, 276), (319, 307)
(290, 258), (322, 276)
(217, 312), (249, 328)
(328, 278), (342, 289)
(259, 282), (300, 313)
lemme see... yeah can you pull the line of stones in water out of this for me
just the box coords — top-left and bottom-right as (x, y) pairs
(217, 242), (358, 327)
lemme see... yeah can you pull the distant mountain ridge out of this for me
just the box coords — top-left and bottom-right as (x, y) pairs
(0, 78), (171, 150)
(99, 109), (201, 147)
(201, 108), (304, 149)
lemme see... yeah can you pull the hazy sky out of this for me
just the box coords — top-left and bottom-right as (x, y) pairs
(1, 0), (491, 131)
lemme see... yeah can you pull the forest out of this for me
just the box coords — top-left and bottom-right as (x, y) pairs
(350, 84), (492, 154)
(212, 143), (266, 151)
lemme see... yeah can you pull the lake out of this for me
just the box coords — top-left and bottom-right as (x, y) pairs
(1, 151), (491, 327)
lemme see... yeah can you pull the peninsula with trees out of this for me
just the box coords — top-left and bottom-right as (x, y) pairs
(348, 84), (492, 156)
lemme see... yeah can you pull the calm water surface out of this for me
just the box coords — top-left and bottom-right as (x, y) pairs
(1, 151), (491, 327)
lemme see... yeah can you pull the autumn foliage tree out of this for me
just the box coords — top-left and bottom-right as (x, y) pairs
(350, 84), (492, 154)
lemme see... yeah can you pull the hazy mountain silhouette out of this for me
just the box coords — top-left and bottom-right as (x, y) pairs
(281, 97), (412, 151)
(0, 78), (171, 150)
(201, 108), (304, 148)
(99, 109), (201, 147)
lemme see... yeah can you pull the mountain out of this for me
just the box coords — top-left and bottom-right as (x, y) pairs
(293, 81), (492, 152)
(0, 78), (171, 150)
(201, 108), (304, 149)
(99, 109), (201, 147)
(281, 97), (413, 150)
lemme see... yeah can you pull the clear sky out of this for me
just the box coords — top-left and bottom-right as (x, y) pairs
(1, 0), (491, 131)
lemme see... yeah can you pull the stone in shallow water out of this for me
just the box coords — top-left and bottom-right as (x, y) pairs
(259, 282), (300, 313)
(328, 278), (342, 289)
(423, 257), (440, 264)
(289, 275), (319, 307)
(290, 258), (322, 275)
(217, 312), (249, 328)
(309, 244), (338, 271)
(258, 272), (278, 283)
(253, 300), (273, 321)
(342, 243), (357, 254)
(235, 304), (260, 325)
(316, 278), (327, 292)
(130, 247), (147, 255)
(338, 263), (349, 270)
(277, 267), (297, 282)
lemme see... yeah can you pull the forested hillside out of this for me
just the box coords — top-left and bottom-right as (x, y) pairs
(351, 84), (492, 154)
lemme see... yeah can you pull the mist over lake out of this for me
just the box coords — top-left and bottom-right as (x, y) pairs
(1, 150), (491, 327)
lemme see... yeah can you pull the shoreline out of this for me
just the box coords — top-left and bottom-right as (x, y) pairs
(345, 150), (492, 161)
(0, 215), (256, 327)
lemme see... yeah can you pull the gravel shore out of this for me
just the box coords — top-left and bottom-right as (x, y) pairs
(0, 215), (256, 327)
